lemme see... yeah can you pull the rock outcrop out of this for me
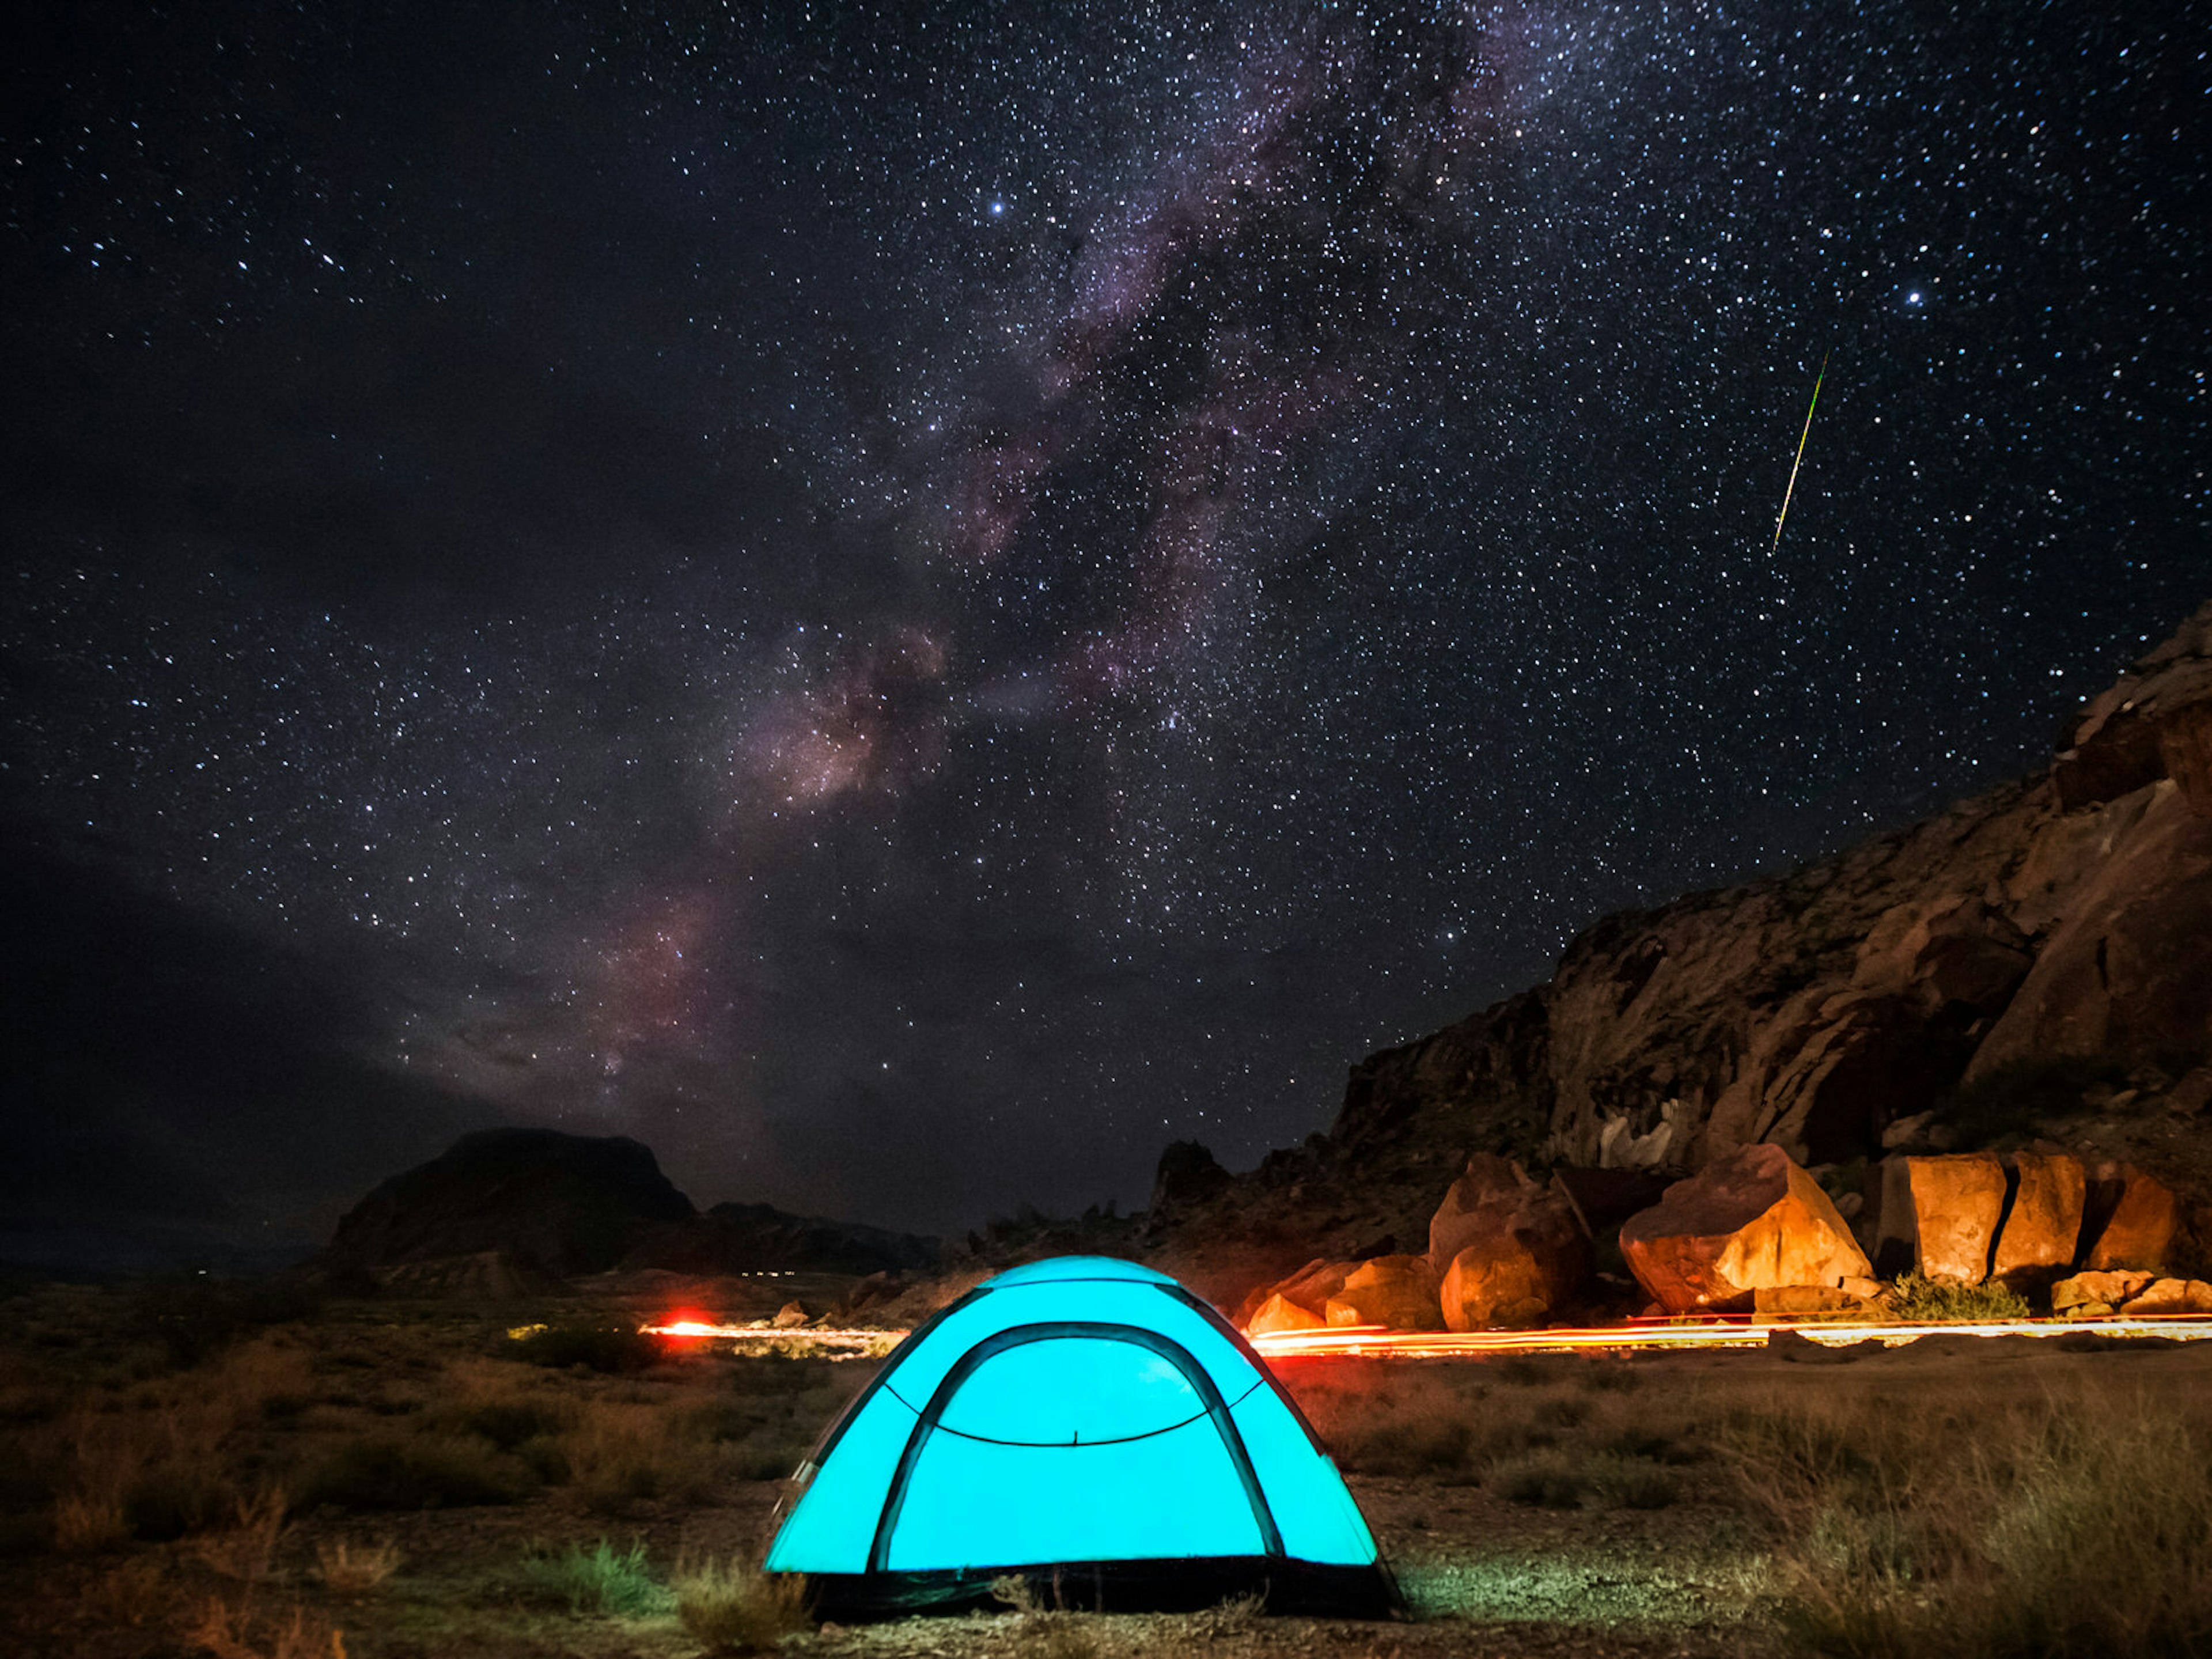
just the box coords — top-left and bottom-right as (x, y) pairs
(1142, 602), (2212, 1289)
(1619, 1144), (1873, 1313)
(325, 1127), (697, 1278)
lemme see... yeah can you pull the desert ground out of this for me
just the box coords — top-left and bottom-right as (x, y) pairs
(3, 1275), (2207, 1659)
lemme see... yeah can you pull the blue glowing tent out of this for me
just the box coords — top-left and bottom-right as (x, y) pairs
(763, 1256), (1396, 1619)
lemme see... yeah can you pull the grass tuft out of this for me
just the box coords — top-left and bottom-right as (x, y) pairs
(672, 1554), (812, 1651)
(521, 1536), (668, 1616)
(315, 1537), (402, 1597)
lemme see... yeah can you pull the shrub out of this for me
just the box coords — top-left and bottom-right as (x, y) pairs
(521, 1537), (667, 1616)
(298, 1435), (527, 1510)
(441, 1397), (569, 1450)
(131, 1275), (324, 1369)
(1888, 1272), (2029, 1323)
(1490, 1450), (1678, 1510)
(508, 1324), (662, 1374)
(673, 1555), (812, 1651)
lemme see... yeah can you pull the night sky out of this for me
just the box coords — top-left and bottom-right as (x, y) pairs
(4, 2), (2206, 1264)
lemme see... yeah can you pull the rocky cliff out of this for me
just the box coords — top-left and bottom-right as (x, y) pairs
(1151, 601), (2212, 1297)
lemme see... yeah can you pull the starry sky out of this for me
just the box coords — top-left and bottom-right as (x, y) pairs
(3, 1), (2206, 1265)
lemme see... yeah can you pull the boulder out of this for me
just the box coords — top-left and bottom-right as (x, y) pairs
(1249, 1257), (1360, 1322)
(1903, 1153), (2009, 1284)
(771, 1301), (809, 1328)
(2052, 1269), (2156, 1315)
(1618, 1143), (1874, 1315)
(1426, 1154), (1589, 1330)
(2085, 1170), (2183, 1271)
(1440, 1246), (1552, 1330)
(1245, 1293), (1327, 1337)
(2118, 1278), (2212, 1315)
(1991, 1152), (2085, 1286)
(1323, 1255), (1444, 1331)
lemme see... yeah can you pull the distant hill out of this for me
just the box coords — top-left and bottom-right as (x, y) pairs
(321, 1126), (938, 1284)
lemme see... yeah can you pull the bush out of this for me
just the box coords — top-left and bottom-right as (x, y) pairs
(673, 1555), (812, 1651)
(298, 1435), (528, 1510)
(1490, 1450), (1678, 1510)
(131, 1275), (324, 1369)
(507, 1324), (662, 1374)
(1888, 1272), (2029, 1323)
(521, 1537), (667, 1616)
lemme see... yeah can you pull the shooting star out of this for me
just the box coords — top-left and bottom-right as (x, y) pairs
(1770, 351), (1830, 556)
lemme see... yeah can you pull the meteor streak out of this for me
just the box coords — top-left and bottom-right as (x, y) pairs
(1769, 351), (1830, 556)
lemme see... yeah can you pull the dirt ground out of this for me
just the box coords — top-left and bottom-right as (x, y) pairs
(2, 1281), (2207, 1658)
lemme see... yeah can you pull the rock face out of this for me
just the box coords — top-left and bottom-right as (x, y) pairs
(325, 1127), (696, 1278)
(1619, 1144), (1873, 1314)
(1991, 1152), (2086, 1285)
(1426, 1154), (1589, 1330)
(1902, 1154), (2009, 1284)
(1139, 603), (2212, 1279)
(1323, 1255), (1442, 1330)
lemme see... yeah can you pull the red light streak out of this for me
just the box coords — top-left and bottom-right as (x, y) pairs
(636, 1312), (2212, 1365)
(1248, 1315), (2212, 1361)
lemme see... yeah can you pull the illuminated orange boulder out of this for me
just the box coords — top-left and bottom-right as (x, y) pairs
(1426, 1154), (1588, 1330)
(1323, 1255), (1444, 1331)
(2052, 1269), (2156, 1316)
(1619, 1143), (1872, 1315)
(2118, 1277), (2212, 1315)
(1904, 1153), (2008, 1284)
(1245, 1293), (1327, 1336)
(2085, 1170), (2182, 1272)
(1991, 1152), (2085, 1285)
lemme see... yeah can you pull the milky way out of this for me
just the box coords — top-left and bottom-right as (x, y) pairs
(4, 2), (2206, 1247)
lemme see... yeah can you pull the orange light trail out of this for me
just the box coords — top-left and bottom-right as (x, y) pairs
(1249, 1315), (2212, 1360)
(637, 1313), (2212, 1365)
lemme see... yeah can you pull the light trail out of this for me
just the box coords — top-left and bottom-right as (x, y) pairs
(1249, 1315), (2212, 1361)
(1769, 350), (1829, 556)
(636, 1313), (2212, 1365)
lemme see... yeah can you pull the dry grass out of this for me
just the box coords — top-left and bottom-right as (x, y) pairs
(672, 1554), (813, 1651)
(313, 1536), (403, 1597)
(190, 1486), (288, 1583)
(1718, 1376), (2212, 1656)
(188, 1594), (347, 1659)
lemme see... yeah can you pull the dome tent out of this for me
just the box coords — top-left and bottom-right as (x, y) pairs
(764, 1256), (1397, 1619)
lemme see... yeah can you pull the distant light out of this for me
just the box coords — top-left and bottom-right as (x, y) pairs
(989, 200), (1006, 217)
(1906, 290), (1924, 305)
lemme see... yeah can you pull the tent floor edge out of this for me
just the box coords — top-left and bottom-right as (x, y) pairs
(793, 1556), (1400, 1622)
